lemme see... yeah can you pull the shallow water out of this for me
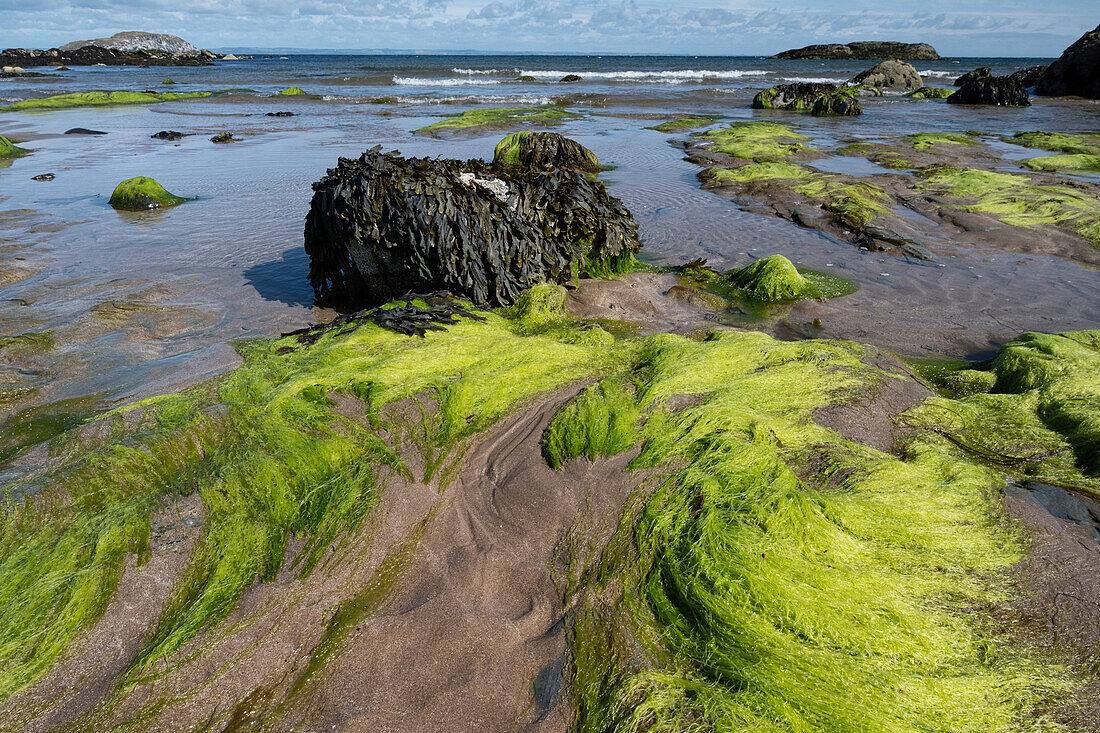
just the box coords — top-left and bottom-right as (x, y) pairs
(0, 54), (1098, 480)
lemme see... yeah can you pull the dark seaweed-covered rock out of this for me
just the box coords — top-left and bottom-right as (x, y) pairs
(752, 83), (861, 116)
(492, 131), (601, 172)
(151, 130), (184, 140)
(285, 293), (487, 343)
(1037, 23), (1100, 99)
(1008, 65), (1048, 88)
(954, 67), (991, 87)
(210, 132), (235, 143)
(32, 173), (54, 181)
(64, 128), (107, 135)
(948, 76), (1030, 106)
(772, 42), (939, 60)
(850, 60), (922, 92)
(559, 74), (582, 83)
(304, 146), (640, 308)
(0, 45), (209, 68)
(266, 111), (295, 117)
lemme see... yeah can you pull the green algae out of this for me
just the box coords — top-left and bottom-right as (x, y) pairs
(906, 330), (1099, 492)
(414, 106), (581, 135)
(1010, 131), (1100, 156)
(0, 331), (53, 352)
(162, 78), (175, 85)
(555, 330), (1068, 732)
(1, 90), (213, 112)
(108, 177), (188, 211)
(727, 254), (858, 303)
(697, 121), (817, 161)
(1022, 154), (1100, 173)
(917, 166), (1100, 245)
(544, 379), (640, 469)
(0, 298), (630, 700)
(0, 135), (29, 158)
(278, 87), (305, 96)
(492, 130), (600, 170)
(905, 87), (955, 100)
(908, 132), (981, 150)
(794, 177), (891, 227)
(645, 116), (721, 133)
(705, 160), (812, 183)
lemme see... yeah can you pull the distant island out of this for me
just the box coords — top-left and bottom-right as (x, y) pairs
(0, 31), (221, 67)
(772, 41), (940, 60)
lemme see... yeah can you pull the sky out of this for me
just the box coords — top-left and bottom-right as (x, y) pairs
(1, 1), (1096, 56)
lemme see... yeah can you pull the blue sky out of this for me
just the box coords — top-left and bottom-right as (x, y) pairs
(2, 1), (1095, 56)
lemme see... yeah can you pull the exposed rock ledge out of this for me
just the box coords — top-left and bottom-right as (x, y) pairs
(772, 41), (940, 60)
(0, 31), (213, 67)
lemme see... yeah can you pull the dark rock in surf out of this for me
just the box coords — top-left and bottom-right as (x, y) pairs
(266, 111), (295, 117)
(559, 74), (582, 83)
(304, 146), (640, 308)
(1008, 65), (1048, 88)
(151, 130), (184, 140)
(32, 173), (55, 181)
(1037, 23), (1100, 99)
(210, 132), (235, 143)
(954, 67), (991, 87)
(65, 128), (107, 135)
(948, 76), (1030, 106)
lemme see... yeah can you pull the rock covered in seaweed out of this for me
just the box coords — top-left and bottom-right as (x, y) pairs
(492, 131), (601, 172)
(948, 76), (1030, 106)
(954, 67), (991, 87)
(0, 134), (28, 158)
(771, 41), (939, 60)
(108, 176), (187, 210)
(1037, 23), (1100, 99)
(753, 83), (862, 116)
(304, 146), (640, 308)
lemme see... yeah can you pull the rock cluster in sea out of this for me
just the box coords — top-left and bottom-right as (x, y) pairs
(0, 30), (219, 67)
(771, 41), (940, 60)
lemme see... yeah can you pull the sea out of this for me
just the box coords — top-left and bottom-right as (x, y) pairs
(1, 54), (1099, 481)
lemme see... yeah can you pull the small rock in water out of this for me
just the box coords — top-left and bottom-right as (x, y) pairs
(559, 74), (582, 83)
(64, 128), (108, 135)
(32, 173), (55, 181)
(151, 130), (185, 140)
(210, 132), (235, 143)
(265, 111), (295, 117)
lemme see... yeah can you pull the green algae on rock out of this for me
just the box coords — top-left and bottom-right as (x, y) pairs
(752, 83), (862, 117)
(907, 132), (981, 150)
(645, 115), (722, 132)
(1, 90), (213, 112)
(0, 134), (29, 158)
(108, 176), (188, 210)
(696, 121), (818, 161)
(1010, 131), (1100, 156)
(906, 330), (1100, 494)
(492, 131), (601, 172)
(705, 160), (812, 183)
(414, 106), (581, 135)
(916, 166), (1100, 246)
(728, 254), (858, 302)
(278, 86), (305, 96)
(1021, 154), (1100, 173)
(555, 329), (1070, 733)
(905, 86), (955, 100)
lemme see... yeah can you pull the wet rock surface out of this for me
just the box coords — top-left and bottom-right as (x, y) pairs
(151, 130), (184, 141)
(304, 146), (639, 308)
(948, 75), (1030, 106)
(752, 82), (861, 116)
(1037, 23), (1100, 99)
(850, 60), (923, 92)
(954, 67), (991, 87)
(64, 128), (107, 135)
(492, 131), (601, 172)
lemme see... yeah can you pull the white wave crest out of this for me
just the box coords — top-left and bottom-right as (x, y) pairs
(918, 70), (956, 78)
(773, 76), (849, 84)
(513, 68), (769, 83)
(392, 76), (500, 86)
(452, 67), (504, 75)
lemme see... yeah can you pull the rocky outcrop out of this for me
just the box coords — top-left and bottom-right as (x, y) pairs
(492, 132), (602, 172)
(850, 60), (923, 92)
(752, 83), (862, 116)
(954, 67), (991, 87)
(1008, 65), (1048, 88)
(0, 46), (209, 67)
(772, 41), (939, 60)
(948, 76), (1030, 106)
(59, 31), (198, 55)
(1, 31), (209, 67)
(1037, 23), (1100, 99)
(304, 147), (640, 308)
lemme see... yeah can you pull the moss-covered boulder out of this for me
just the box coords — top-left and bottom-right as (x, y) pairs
(108, 176), (187, 210)
(905, 87), (955, 100)
(754, 83), (860, 115)
(304, 147), (639, 308)
(811, 89), (862, 116)
(492, 131), (601, 173)
(0, 134), (28, 158)
(727, 254), (856, 302)
(278, 87), (305, 96)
